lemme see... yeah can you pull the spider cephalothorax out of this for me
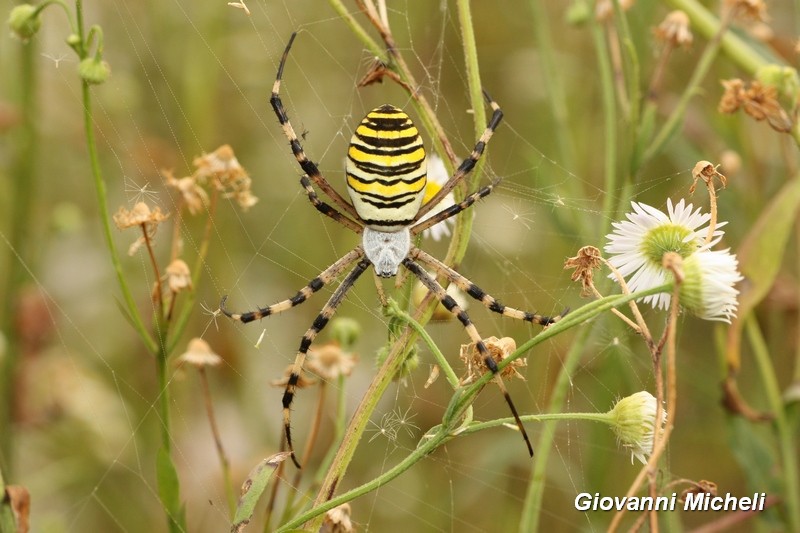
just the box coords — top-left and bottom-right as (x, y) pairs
(221, 32), (563, 469)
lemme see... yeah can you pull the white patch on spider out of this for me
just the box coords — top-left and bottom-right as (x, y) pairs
(362, 227), (410, 277)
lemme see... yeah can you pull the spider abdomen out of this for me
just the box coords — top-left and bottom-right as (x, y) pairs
(346, 104), (427, 231)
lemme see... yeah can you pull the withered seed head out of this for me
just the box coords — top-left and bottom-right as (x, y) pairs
(655, 11), (693, 48)
(564, 246), (603, 297)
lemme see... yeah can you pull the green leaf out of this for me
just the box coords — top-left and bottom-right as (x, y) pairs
(727, 417), (778, 491)
(156, 446), (186, 532)
(113, 295), (137, 329)
(727, 175), (800, 369)
(232, 452), (292, 532)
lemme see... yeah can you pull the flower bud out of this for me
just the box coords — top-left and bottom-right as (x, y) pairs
(330, 317), (361, 350)
(79, 56), (111, 85)
(607, 391), (665, 464)
(66, 33), (81, 49)
(755, 64), (800, 103)
(678, 250), (742, 323)
(8, 4), (41, 41)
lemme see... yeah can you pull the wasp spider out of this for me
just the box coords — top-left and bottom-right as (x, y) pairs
(221, 32), (563, 468)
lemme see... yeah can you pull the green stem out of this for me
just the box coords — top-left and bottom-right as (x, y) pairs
(313, 375), (349, 486)
(305, 307), (423, 529)
(279, 408), (617, 531)
(456, 0), (485, 182)
(612, 3), (642, 180)
(665, 0), (769, 75)
(745, 317), (800, 531)
(592, 17), (619, 240)
(35, 0), (77, 34)
(1, 27), (37, 477)
(460, 411), (615, 435)
(644, 5), (745, 162)
(504, 284), (672, 376)
(156, 347), (172, 453)
(527, 0), (575, 166)
(0, 465), (17, 533)
(75, 4), (180, 531)
(446, 0), (487, 268)
(76, 6), (157, 355)
(520, 326), (591, 533)
(156, 342), (184, 533)
(386, 299), (460, 389)
(280, 428), (450, 532)
(326, 0), (386, 61)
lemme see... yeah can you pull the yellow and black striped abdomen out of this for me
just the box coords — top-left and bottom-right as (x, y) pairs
(346, 104), (427, 231)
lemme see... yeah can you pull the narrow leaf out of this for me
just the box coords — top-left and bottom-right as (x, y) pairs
(727, 175), (800, 369)
(156, 447), (186, 532)
(231, 452), (292, 533)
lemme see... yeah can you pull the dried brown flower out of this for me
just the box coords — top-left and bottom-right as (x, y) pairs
(564, 246), (603, 297)
(320, 503), (354, 533)
(178, 337), (222, 368)
(725, 0), (768, 23)
(164, 169), (209, 215)
(595, 0), (635, 22)
(165, 259), (192, 293)
(655, 11), (693, 48)
(305, 342), (358, 381)
(690, 161), (728, 194)
(113, 201), (168, 230)
(719, 79), (794, 133)
(194, 144), (258, 211)
(357, 58), (390, 88)
(459, 336), (525, 385)
(113, 201), (169, 255)
(719, 78), (746, 114)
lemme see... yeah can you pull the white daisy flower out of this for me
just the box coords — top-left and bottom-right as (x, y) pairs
(607, 391), (666, 465)
(679, 249), (743, 323)
(419, 154), (457, 241)
(605, 198), (726, 311)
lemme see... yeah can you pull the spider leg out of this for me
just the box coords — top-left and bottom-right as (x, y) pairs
(413, 91), (503, 222)
(401, 258), (534, 457)
(410, 247), (568, 325)
(220, 248), (364, 323)
(271, 32), (361, 221)
(299, 174), (363, 234)
(282, 258), (371, 468)
(411, 180), (498, 236)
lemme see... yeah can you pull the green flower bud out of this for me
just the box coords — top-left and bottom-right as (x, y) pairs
(607, 391), (665, 465)
(756, 64), (800, 104)
(79, 56), (111, 85)
(8, 4), (41, 41)
(566, 0), (590, 25)
(677, 250), (742, 323)
(376, 343), (419, 381)
(66, 33), (81, 49)
(329, 317), (361, 350)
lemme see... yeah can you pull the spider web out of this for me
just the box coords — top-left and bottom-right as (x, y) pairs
(1, 1), (731, 532)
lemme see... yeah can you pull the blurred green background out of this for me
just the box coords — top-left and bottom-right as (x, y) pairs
(1, 1), (798, 531)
